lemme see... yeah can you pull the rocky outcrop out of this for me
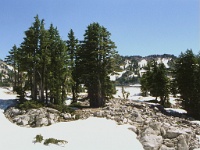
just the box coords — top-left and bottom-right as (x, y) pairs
(75, 99), (200, 150)
(4, 107), (75, 127)
(4, 99), (200, 149)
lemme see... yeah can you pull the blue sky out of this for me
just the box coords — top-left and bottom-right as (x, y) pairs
(0, 0), (199, 60)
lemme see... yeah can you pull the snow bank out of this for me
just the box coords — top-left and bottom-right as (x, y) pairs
(114, 86), (141, 99)
(0, 87), (144, 150)
(164, 108), (187, 114)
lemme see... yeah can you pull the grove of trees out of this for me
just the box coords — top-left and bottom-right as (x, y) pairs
(140, 60), (169, 106)
(4, 15), (200, 118)
(141, 49), (200, 118)
(6, 15), (118, 108)
(174, 50), (200, 118)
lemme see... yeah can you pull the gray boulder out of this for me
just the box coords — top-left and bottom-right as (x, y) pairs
(159, 145), (175, 150)
(177, 135), (189, 150)
(48, 119), (55, 125)
(140, 134), (163, 150)
(36, 118), (48, 127)
(135, 115), (144, 123)
(48, 113), (55, 120)
(165, 127), (186, 139)
(20, 119), (29, 126)
(46, 107), (59, 114)
(163, 139), (175, 148)
(94, 111), (104, 117)
(63, 113), (72, 120)
(11, 108), (21, 116)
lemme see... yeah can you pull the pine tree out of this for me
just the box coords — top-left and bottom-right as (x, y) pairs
(19, 15), (41, 101)
(48, 24), (69, 105)
(5, 45), (18, 89)
(66, 29), (79, 103)
(6, 15), (70, 105)
(174, 49), (198, 114)
(38, 19), (50, 102)
(140, 60), (169, 106)
(78, 23), (117, 107)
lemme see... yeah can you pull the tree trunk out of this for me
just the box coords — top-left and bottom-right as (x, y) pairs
(72, 85), (77, 103)
(89, 78), (104, 108)
(32, 65), (37, 100)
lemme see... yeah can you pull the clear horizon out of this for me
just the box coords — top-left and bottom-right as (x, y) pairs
(0, 0), (199, 60)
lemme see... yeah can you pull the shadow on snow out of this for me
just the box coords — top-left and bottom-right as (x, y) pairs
(0, 99), (18, 110)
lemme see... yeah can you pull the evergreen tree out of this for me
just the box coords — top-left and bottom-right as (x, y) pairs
(174, 49), (198, 115)
(66, 29), (79, 103)
(38, 19), (50, 102)
(140, 60), (169, 106)
(5, 45), (18, 88)
(6, 15), (70, 105)
(48, 24), (69, 105)
(19, 15), (41, 101)
(78, 23), (117, 107)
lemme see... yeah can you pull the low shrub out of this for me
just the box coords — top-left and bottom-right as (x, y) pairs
(164, 101), (171, 108)
(69, 102), (82, 108)
(75, 114), (80, 120)
(18, 100), (44, 110)
(35, 134), (43, 143)
(44, 138), (67, 146)
(34, 135), (67, 146)
(48, 103), (74, 114)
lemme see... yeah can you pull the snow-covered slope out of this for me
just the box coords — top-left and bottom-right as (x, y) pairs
(156, 58), (171, 68)
(138, 59), (147, 68)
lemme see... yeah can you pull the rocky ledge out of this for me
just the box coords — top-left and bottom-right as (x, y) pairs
(4, 99), (200, 150)
(4, 107), (76, 127)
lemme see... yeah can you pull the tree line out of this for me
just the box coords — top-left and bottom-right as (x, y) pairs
(141, 49), (200, 118)
(6, 15), (118, 108)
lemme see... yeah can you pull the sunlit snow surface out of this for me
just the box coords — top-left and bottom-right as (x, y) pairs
(164, 108), (187, 114)
(0, 87), (143, 150)
(114, 86), (188, 115)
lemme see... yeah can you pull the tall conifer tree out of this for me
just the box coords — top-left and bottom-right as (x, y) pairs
(78, 23), (117, 107)
(66, 29), (79, 103)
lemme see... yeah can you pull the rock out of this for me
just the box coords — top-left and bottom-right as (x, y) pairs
(63, 113), (72, 120)
(162, 123), (171, 130)
(135, 115), (144, 123)
(106, 114), (112, 119)
(11, 108), (21, 116)
(150, 122), (162, 131)
(160, 127), (166, 136)
(36, 118), (48, 127)
(141, 127), (157, 137)
(26, 109), (38, 115)
(159, 145), (175, 150)
(165, 127), (186, 139)
(131, 110), (140, 117)
(163, 139), (175, 148)
(36, 113), (46, 120)
(13, 117), (21, 124)
(140, 134), (163, 150)
(195, 129), (200, 135)
(128, 126), (138, 134)
(20, 119), (29, 126)
(177, 135), (189, 150)
(149, 121), (162, 135)
(123, 118), (128, 124)
(114, 116), (121, 123)
(46, 107), (59, 114)
(94, 111), (104, 117)
(144, 118), (152, 125)
(48, 119), (55, 125)
(48, 113), (55, 120)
